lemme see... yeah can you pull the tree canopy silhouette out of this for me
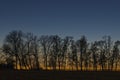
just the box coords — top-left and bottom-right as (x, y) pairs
(0, 30), (120, 71)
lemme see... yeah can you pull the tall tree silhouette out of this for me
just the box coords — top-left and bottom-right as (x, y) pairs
(71, 40), (78, 70)
(76, 36), (87, 71)
(91, 42), (98, 71)
(111, 41), (120, 70)
(102, 36), (112, 70)
(83, 43), (89, 70)
(3, 30), (23, 69)
(61, 36), (72, 70)
(97, 40), (107, 70)
(40, 35), (53, 70)
(49, 35), (61, 70)
(24, 33), (34, 69)
(31, 36), (40, 70)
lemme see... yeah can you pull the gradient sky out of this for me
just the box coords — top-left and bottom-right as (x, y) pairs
(0, 0), (120, 45)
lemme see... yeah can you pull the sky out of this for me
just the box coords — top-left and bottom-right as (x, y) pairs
(0, 0), (120, 45)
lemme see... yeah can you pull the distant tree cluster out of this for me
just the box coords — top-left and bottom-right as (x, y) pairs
(0, 30), (120, 71)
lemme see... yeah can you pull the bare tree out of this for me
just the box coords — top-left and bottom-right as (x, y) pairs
(2, 30), (120, 71)
(76, 36), (87, 71)
(31, 36), (40, 70)
(49, 35), (61, 70)
(61, 36), (72, 70)
(102, 36), (112, 70)
(70, 40), (78, 70)
(91, 42), (98, 71)
(40, 35), (53, 70)
(97, 40), (107, 71)
(3, 30), (24, 69)
(111, 41), (120, 70)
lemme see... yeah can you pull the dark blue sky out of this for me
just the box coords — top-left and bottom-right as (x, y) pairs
(0, 0), (120, 44)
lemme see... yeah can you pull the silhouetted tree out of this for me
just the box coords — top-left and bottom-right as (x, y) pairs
(97, 40), (107, 71)
(31, 36), (40, 70)
(1, 30), (120, 71)
(71, 40), (78, 70)
(111, 41), (120, 70)
(83, 43), (89, 71)
(61, 36), (72, 70)
(24, 33), (34, 69)
(102, 36), (112, 70)
(49, 35), (61, 70)
(91, 42), (98, 71)
(3, 30), (24, 69)
(40, 35), (53, 70)
(76, 36), (87, 71)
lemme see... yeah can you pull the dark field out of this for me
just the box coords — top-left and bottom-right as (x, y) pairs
(0, 70), (120, 80)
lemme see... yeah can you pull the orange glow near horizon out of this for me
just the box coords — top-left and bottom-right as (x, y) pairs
(15, 64), (120, 71)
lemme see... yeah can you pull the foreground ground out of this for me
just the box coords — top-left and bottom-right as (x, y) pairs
(0, 70), (120, 80)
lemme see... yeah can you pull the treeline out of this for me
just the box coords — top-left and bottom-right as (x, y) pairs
(0, 30), (120, 71)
